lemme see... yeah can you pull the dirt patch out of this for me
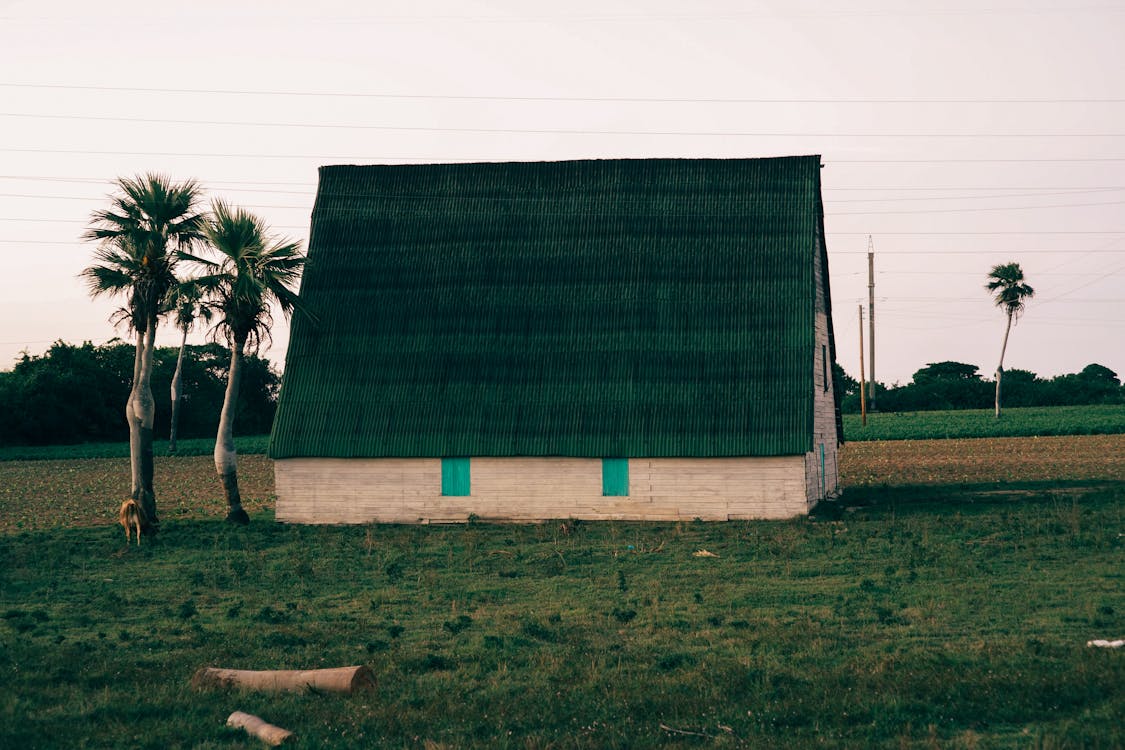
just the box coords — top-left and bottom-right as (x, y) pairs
(0, 454), (274, 533)
(840, 433), (1125, 487)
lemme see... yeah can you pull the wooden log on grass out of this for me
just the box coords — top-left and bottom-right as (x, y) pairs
(227, 711), (293, 746)
(193, 665), (375, 694)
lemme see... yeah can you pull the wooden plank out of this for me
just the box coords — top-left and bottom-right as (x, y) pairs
(275, 456), (810, 524)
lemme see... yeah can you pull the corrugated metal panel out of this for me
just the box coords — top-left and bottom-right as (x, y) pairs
(269, 156), (826, 459)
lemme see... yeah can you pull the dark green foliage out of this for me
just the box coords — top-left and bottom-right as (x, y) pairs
(0, 341), (128, 446)
(0, 340), (279, 447)
(832, 361), (859, 400)
(272, 156), (834, 459)
(840, 362), (1124, 414)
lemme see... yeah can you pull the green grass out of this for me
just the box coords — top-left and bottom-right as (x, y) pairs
(0, 435), (270, 462)
(2, 486), (1123, 748)
(844, 404), (1125, 441)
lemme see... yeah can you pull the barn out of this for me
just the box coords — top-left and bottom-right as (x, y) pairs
(269, 155), (842, 523)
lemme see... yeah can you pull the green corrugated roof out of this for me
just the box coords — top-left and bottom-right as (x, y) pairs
(269, 156), (830, 459)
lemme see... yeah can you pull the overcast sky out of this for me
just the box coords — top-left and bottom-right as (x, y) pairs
(1, 0), (1122, 385)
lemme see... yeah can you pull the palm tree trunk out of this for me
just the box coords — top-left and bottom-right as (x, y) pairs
(169, 327), (188, 453)
(994, 311), (1014, 419)
(216, 337), (248, 524)
(127, 329), (144, 507)
(130, 320), (159, 527)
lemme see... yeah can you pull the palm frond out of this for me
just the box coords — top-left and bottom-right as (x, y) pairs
(195, 199), (308, 347)
(986, 261), (1035, 319)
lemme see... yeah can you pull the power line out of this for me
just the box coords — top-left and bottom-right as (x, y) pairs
(5, 5), (1125, 24)
(825, 185), (1125, 191)
(830, 199), (1125, 215)
(5, 240), (1123, 250)
(6, 175), (1123, 192)
(831, 157), (1125, 163)
(826, 188), (1125, 202)
(6, 111), (1124, 138)
(0, 174), (314, 188)
(2, 80), (1125, 104)
(9, 191), (1125, 216)
(4, 147), (1125, 164)
(0, 147), (460, 160)
(830, 231), (1125, 236)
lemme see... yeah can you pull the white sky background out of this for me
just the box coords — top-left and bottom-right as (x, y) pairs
(1, 0), (1123, 385)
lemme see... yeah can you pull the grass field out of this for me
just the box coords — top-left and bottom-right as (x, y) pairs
(843, 404), (1125, 442)
(0, 435), (271, 462)
(1, 437), (1123, 748)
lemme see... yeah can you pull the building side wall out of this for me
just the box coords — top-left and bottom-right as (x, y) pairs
(804, 226), (841, 507)
(275, 456), (809, 524)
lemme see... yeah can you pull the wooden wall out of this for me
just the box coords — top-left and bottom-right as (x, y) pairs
(804, 223), (841, 506)
(275, 456), (810, 524)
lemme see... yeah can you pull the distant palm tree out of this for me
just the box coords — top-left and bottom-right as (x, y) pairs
(986, 262), (1034, 419)
(184, 200), (305, 524)
(168, 285), (211, 454)
(81, 174), (205, 527)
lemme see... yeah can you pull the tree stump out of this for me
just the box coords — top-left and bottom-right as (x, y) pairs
(192, 665), (375, 694)
(227, 711), (293, 746)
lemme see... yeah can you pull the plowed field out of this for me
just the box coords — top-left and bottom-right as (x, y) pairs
(840, 433), (1125, 487)
(0, 455), (273, 533)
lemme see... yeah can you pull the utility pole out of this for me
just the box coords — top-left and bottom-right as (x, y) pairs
(858, 305), (867, 427)
(867, 235), (876, 411)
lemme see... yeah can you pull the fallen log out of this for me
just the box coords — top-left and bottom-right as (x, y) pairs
(227, 711), (293, 746)
(193, 665), (375, 694)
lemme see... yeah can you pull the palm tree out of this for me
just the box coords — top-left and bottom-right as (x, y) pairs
(184, 200), (305, 524)
(986, 262), (1034, 419)
(81, 174), (205, 528)
(168, 285), (211, 454)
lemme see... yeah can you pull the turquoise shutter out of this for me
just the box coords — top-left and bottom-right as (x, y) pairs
(441, 458), (471, 496)
(602, 458), (629, 496)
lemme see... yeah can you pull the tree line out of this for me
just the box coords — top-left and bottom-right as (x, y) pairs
(0, 340), (280, 447)
(835, 361), (1124, 414)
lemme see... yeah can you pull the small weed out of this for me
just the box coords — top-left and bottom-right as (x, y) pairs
(656, 652), (694, 671)
(520, 618), (559, 642)
(177, 600), (197, 620)
(385, 560), (405, 582)
(412, 653), (456, 672)
(443, 614), (473, 635)
(253, 606), (291, 624)
(612, 608), (637, 624)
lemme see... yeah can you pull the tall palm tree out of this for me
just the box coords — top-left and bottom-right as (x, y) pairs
(168, 285), (211, 454)
(184, 200), (305, 524)
(986, 262), (1034, 419)
(81, 174), (205, 528)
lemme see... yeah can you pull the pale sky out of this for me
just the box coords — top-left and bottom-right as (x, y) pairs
(1, 0), (1123, 385)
